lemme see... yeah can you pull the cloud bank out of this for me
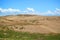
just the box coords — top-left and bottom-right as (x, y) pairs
(0, 8), (60, 16)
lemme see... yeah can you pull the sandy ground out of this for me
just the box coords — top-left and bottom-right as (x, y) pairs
(0, 15), (60, 33)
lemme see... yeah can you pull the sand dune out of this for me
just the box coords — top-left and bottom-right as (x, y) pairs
(0, 15), (60, 33)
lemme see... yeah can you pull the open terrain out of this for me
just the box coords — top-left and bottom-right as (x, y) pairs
(0, 14), (60, 40)
(0, 15), (60, 33)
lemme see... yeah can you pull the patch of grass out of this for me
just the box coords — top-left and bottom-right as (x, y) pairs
(0, 25), (60, 40)
(0, 30), (60, 40)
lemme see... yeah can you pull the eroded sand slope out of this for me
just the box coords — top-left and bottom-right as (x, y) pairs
(0, 15), (60, 33)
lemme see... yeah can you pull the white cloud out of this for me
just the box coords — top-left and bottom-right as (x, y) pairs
(22, 8), (35, 14)
(0, 8), (35, 14)
(8, 8), (20, 12)
(0, 8), (60, 16)
(55, 8), (60, 13)
(47, 10), (52, 13)
(46, 10), (54, 15)
(0, 8), (20, 13)
(26, 8), (35, 12)
(39, 10), (54, 16)
(39, 8), (60, 16)
(56, 8), (60, 11)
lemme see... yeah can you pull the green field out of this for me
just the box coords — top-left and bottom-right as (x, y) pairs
(0, 30), (60, 40)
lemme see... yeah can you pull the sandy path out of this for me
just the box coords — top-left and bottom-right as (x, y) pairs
(40, 25), (57, 33)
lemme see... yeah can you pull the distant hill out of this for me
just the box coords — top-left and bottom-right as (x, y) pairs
(0, 14), (60, 33)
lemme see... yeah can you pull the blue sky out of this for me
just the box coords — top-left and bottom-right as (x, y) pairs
(0, 0), (60, 16)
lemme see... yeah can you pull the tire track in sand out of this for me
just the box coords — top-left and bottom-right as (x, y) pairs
(40, 25), (57, 33)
